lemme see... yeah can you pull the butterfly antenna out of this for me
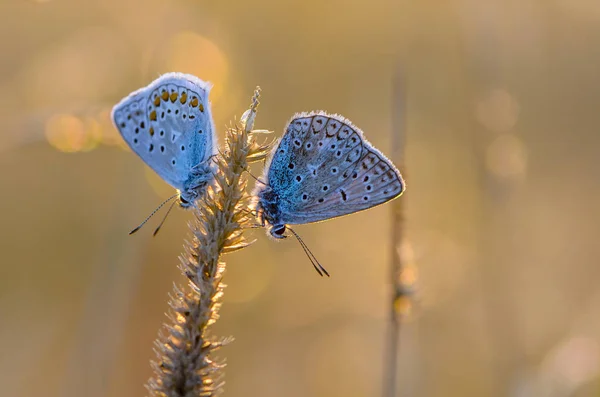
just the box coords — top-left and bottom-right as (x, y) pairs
(152, 198), (178, 236)
(288, 227), (330, 277)
(129, 193), (179, 235)
(243, 167), (269, 186)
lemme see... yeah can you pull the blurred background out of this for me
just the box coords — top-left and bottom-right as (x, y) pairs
(1, 0), (600, 396)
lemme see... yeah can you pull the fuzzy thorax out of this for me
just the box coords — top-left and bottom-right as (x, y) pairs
(252, 186), (288, 239)
(179, 162), (215, 208)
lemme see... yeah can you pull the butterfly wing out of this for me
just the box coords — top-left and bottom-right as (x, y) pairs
(111, 73), (217, 190)
(264, 111), (405, 225)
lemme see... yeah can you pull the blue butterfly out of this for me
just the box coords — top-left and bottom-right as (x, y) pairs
(112, 73), (217, 233)
(252, 111), (405, 274)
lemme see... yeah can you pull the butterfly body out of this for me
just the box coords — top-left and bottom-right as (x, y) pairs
(111, 73), (217, 208)
(253, 111), (405, 239)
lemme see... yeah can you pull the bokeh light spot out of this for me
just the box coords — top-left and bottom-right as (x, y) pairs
(80, 116), (103, 152)
(541, 336), (600, 392)
(45, 114), (86, 153)
(166, 32), (228, 102)
(400, 265), (418, 286)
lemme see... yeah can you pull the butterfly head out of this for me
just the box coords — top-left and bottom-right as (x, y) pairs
(178, 181), (209, 208)
(177, 194), (195, 208)
(252, 185), (288, 239)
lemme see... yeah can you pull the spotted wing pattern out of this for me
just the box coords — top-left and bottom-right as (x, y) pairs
(111, 73), (216, 190)
(263, 111), (405, 225)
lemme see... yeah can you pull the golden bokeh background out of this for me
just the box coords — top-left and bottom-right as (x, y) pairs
(2, 0), (600, 396)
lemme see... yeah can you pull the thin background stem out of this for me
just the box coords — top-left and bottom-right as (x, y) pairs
(382, 63), (408, 397)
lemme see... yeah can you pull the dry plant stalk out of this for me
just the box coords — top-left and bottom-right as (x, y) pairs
(382, 65), (409, 397)
(147, 88), (270, 397)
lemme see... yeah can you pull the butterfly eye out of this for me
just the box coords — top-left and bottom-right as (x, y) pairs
(301, 193), (308, 201)
(322, 185), (329, 192)
(149, 144), (154, 152)
(364, 175), (369, 182)
(288, 163), (295, 170)
(331, 167), (338, 174)
(366, 185), (372, 191)
(363, 196), (369, 201)
(273, 226), (286, 236)
(133, 138), (138, 144)
(295, 175), (302, 182)
(172, 159), (176, 165)
(160, 145), (165, 152)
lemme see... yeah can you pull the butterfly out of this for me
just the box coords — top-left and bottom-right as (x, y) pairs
(111, 73), (217, 234)
(251, 111), (405, 275)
